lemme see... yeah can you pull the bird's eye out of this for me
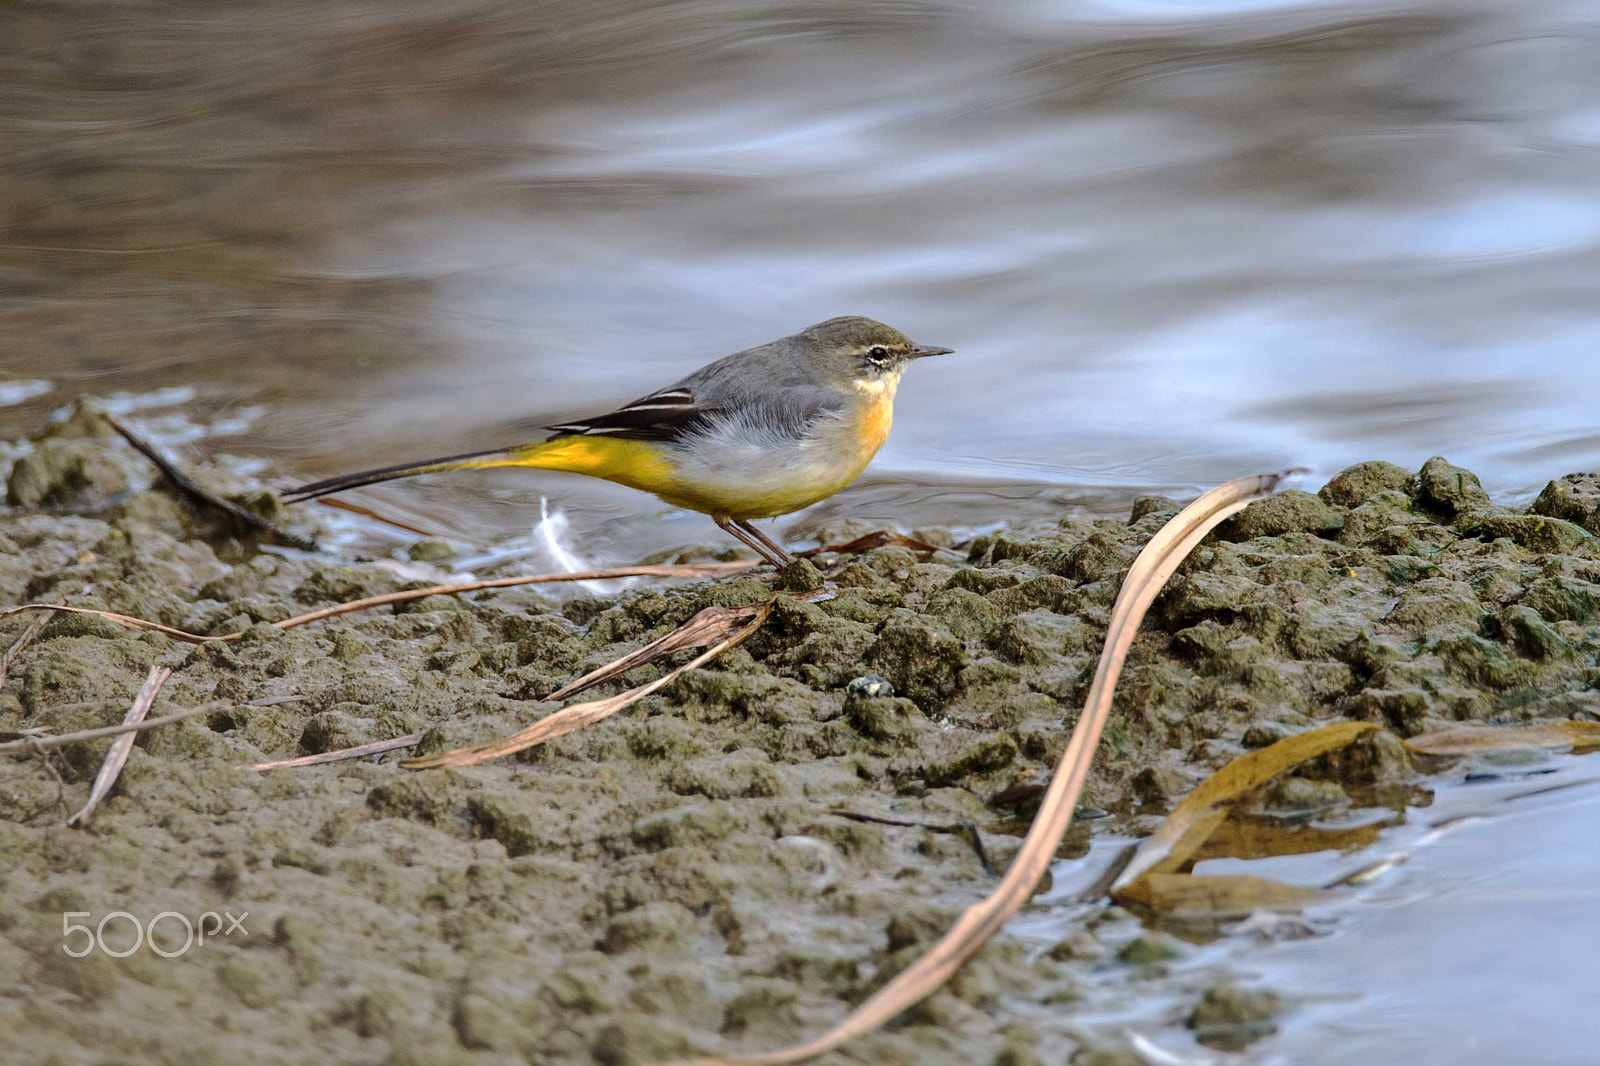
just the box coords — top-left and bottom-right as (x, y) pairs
(867, 346), (890, 362)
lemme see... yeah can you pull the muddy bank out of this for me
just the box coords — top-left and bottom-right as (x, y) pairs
(2, 410), (1598, 1065)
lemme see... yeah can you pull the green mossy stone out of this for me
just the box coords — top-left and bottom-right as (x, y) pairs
(1320, 460), (1413, 508)
(720, 979), (801, 1040)
(925, 587), (998, 640)
(592, 1017), (698, 1066)
(1531, 473), (1600, 535)
(774, 557), (825, 592)
(863, 610), (966, 710)
(1522, 575), (1600, 624)
(6, 438), (132, 509)
(1115, 934), (1184, 965)
(1413, 456), (1491, 517)
(924, 735), (1018, 788)
(1217, 490), (1344, 541)
(1129, 494), (1182, 522)
(1498, 604), (1572, 660)
(598, 901), (696, 955)
(1187, 983), (1283, 1051)
(629, 802), (744, 851)
(1467, 511), (1590, 554)
(843, 695), (923, 742)
(406, 539), (456, 562)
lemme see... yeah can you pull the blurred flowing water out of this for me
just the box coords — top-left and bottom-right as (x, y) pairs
(1017, 757), (1600, 1066)
(4, 0), (1600, 557)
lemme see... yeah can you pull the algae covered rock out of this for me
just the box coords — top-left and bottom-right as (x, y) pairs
(1532, 473), (1600, 536)
(924, 735), (1017, 788)
(1216, 489), (1343, 541)
(843, 694), (924, 742)
(863, 609), (966, 709)
(1412, 455), (1491, 517)
(1319, 460), (1412, 508)
(6, 438), (133, 508)
(1467, 511), (1590, 554)
(1187, 983), (1283, 1050)
(599, 901), (697, 955)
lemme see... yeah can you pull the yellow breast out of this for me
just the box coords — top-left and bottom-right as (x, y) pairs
(857, 391), (894, 457)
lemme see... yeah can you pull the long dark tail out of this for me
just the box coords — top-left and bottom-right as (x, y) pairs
(281, 447), (518, 503)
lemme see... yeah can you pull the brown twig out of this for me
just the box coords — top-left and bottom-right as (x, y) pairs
(403, 603), (772, 770)
(238, 733), (423, 772)
(101, 410), (319, 551)
(271, 562), (759, 631)
(548, 600), (793, 702)
(1, 583), (93, 684)
(665, 472), (1286, 1066)
(311, 496), (460, 540)
(246, 694), (307, 707)
(828, 810), (995, 877)
(20, 749), (70, 824)
(1, 611), (53, 685)
(0, 604), (223, 644)
(0, 531), (923, 649)
(0, 562), (761, 644)
(66, 665), (171, 827)
(0, 704), (219, 755)
(798, 530), (960, 560)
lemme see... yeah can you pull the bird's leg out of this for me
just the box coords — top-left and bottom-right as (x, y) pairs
(715, 517), (790, 568)
(734, 519), (795, 566)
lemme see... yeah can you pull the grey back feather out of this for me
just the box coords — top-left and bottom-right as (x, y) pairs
(544, 317), (900, 444)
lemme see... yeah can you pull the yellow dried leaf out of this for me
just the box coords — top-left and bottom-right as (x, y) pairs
(1192, 813), (1390, 863)
(1112, 721), (1380, 894)
(1404, 721), (1600, 756)
(1115, 873), (1321, 915)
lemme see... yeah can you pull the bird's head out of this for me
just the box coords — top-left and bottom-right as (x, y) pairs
(794, 316), (952, 395)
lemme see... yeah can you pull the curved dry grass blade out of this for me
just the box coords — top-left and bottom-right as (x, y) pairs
(0, 603), (221, 643)
(1111, 720), (1379, 893)
(548, 605), (765, 702)
(662, 472), (1285, 1066)
(404, 603), (771, 770)
(0, 704), (221, 756)
(1404, 721), (1600, 756)
(239, 732), (423, 771)
(67, 665), (171, 827)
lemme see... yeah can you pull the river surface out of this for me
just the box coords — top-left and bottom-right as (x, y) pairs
(1019, 755), (1599, 1066)
(4, 0), (1600, 559)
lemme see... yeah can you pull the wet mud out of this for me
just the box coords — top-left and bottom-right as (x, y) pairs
(2, 410), (1597, 1064)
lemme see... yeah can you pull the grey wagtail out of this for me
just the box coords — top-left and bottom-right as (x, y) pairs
(284, 316), (952, 566)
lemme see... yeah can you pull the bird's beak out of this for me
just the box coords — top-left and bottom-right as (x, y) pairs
(910, 344), (954, 359)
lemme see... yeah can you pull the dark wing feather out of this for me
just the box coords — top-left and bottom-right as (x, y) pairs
(544, 386), (718, 443)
